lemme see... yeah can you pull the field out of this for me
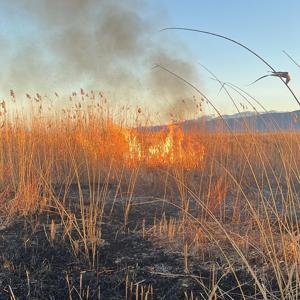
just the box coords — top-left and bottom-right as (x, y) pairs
(0, 90), (299, 299)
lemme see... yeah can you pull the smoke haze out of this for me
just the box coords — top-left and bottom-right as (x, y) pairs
(0, 0), (201, 120)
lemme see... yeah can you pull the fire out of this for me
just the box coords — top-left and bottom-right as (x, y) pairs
(127, 134), (142, 160)
(124, 124), (205, 169)
(75, 120), (205, 169)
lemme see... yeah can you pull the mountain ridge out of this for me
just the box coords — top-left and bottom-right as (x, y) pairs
(142, 110), (300, 132)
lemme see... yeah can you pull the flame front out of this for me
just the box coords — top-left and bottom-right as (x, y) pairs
(75, 121), (205, 169)
(125, 124), (205, 169)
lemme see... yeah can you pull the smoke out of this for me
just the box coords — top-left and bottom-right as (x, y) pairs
(0, 0), (201, 120)
(149, 51), (199, 120)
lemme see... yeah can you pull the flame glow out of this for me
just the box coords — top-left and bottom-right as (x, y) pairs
(75, 121), (205, 169)
(124, 124), (205, 169)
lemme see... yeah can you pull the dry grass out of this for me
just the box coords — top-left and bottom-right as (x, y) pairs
(0, 90), (299, 299)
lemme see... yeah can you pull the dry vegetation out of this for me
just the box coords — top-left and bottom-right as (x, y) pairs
(0, 89), (299, 299)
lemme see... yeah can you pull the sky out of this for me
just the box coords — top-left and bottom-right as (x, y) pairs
(0, 1), (299, 118)
(153, 0), (300, 113)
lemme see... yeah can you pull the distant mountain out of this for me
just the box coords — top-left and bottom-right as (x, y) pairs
(183, 110), (300, 132)
(182, 110), (300, 132)
(141, 110), (300, 132)
(222, 111), (258, 119)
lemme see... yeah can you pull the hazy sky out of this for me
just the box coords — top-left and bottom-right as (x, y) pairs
(153, 0), (300, 113)
(0, 1), (299, 117)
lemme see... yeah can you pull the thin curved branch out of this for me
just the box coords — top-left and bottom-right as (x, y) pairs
(161, 27), (300, 106)
(283, 50), (300, 69)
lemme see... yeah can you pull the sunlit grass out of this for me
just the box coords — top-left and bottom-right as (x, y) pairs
(0, 90), (299, 298)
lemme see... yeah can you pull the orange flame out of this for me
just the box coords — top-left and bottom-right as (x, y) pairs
(124, 123), (205, 169)
(75, 121), (205, 169)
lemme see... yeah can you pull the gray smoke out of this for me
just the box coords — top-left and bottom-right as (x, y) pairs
(0, 0), (201, 120)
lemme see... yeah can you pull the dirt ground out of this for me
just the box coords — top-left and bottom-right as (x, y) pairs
(0, 185), (281, 299)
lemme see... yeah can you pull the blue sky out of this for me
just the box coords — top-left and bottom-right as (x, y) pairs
(0, 1), (299, 116)
(152, 0), (300, 113)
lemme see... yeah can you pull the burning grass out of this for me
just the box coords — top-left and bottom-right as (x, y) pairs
(0, 91), (299, 299)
